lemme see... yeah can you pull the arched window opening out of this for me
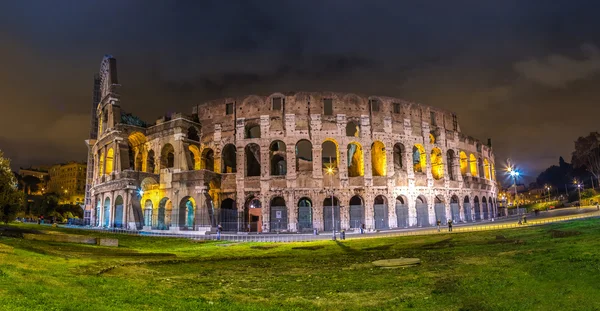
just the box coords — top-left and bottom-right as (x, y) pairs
(295, 140), (313, 172)
(393, 143), (405, 171)
(245, 124), (261, 139)
(469, 154), (478, 177)
(374, 195), (388, 229)
(270, 140), (287, 176)
(270, 196), (287, 232)
(478, 158), (485, 179)
(483, 158), (491, 179)
(371, 141), (386, 177)
(431, 147), (444, 180)
(161, 144), (175, 169)
(146, 150), (155, 173)
(114, 195), (124, 228)
(347, 142), (364, 177)
(412, 144), (426, 173)
(135, 152), (143, 171)
(322, 140), (338, 169)
(346, 121), (360, 137)
(298, 198), (313, 231)
(105, 148), (114, 174)
(221, 144), (237, 173)
(245, 143), (261, 177)
(446, 150), (455, 181)
(349, 195), (365, 228)
(459, 151), (468, 176)
(188, 145), (200, 170)
(201, 148), (215, 171)
(187, 127), (199, 141)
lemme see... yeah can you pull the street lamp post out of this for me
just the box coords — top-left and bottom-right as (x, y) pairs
(510, 169), (520, 215)
(577, 184), (582, 209)
(546, 186), (551, 203)
(326, 160), (336, 241)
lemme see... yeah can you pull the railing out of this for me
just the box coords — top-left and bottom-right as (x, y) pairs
(66, 209), (600, 243)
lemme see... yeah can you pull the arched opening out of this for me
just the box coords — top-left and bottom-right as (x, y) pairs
(270, 140), (287, 176)
(434, 195), (447, 224)
(395, 196), (409, 228)
(161, 144), (175, 169)
(349, 195), (365, 229)
(221, 144), (237, 173)
(447, 150), (456, 181)
(143, 199), (153, 227)
(98, 151), (104, 177)
(128, 144), (135, 169)
(469, 154), (478, 177)
(374, 195), (388, 229)
(450, 195), (460, 222)
(245, 143), (261, 177)
(103, 197), (111, 227)
(245, 123), (261, 139)
(201, 148), (215, 171)
(322, 140), (338, 169)
(393, 143), (405, 171)
(345, 120), (360, 137)
(478, 158), (485, 180)
(178, 196), (196, 229)
(298, 197), (313, 231)
(431, 147), (444, 180)
(135, 152), (143, 171)
(114, 195), (124, 228)
(244, 197), (261, 232)
(220, 198), (237, 232)
(295, 140), (313, 172)
(415, 196), (429, 227)
(323, 196), (340, 232)
(482, 196), (488, 219)
(105, 148), (114, 174)
(429, 133), (436, 144)
(413, 144), (426, 173)
(146, 150), (155, 173)
(186, 145), (199, 170)
(473, 196), (481, 220)
(491, 165), (496, 181)
(156, 198), (172, 230)
(347, 142), (364, 177)
(270, 196), (287, 232)
(463, 196), (472, 222)
(483, 159), (491, 180)
(371, 141), (386, 177)
(459, 151), (468, 176)
(95, 198), (101, 226)
(187, 126), (199, 141)
(489, 196), (494, 218)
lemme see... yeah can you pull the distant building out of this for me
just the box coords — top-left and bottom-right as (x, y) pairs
(18, 166), (50, 181)
(47, 162), (87, 205)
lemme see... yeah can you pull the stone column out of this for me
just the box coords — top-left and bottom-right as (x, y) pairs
(287, 192), (297, 232)
(312, 144), (323, 179)
(314, 196), (324, 231)
(407, 195), (417, 227)
(388, 194), (397, 228)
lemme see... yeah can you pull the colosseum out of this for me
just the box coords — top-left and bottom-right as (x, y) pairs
(86, 55), (498, 233)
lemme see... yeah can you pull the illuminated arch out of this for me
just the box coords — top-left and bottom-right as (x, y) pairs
(469, 154), (478, 177)
(429, 133), (435, 144)
(221, 144), (237, 173)
(188, 145), (201, 170)
(105, 148), (114, 174)
(347, 142), (364, 177)
(412, 144), (427, 173)
(483, 158), (491, 179)
(430, 147), (444, 180)
(371, 141), (386, 177)
(98, 150), (104, 177)
(459, 151), (468, 176)
(491, 164), (496, 181)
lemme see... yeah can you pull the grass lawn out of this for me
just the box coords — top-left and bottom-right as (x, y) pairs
(1, 220), (600, 311)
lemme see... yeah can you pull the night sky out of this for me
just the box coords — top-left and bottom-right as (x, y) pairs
(1, 1), (600, 184)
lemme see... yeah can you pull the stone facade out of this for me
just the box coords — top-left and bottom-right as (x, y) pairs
(87, 56), (498, 233)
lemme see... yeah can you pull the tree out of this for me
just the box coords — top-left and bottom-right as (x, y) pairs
(572, 132), (600, 188)
(22, 175), (41, 194)
(0, 151), (24, 223)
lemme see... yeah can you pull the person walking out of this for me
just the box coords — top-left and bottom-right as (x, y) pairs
(340, 229), (346, 240)
(436, 219), (441, 232)
(447, 219), (453, 232)
(217, 224), (222, 240)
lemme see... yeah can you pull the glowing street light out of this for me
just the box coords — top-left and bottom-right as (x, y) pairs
(507, 163), (521, 215)
(574, 179), (582, 208)
(325, 160), (336, 241)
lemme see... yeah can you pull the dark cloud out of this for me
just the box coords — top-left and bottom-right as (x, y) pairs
(1, 0), (600, 185)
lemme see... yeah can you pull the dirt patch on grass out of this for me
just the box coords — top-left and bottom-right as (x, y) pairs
(0, 226), (44, 238)
(549, 230), (581, 238)
(421, 238), (453, 249)
(250, 245), (279, 250)
(363, 244), (393, 251)
(292, 245), (324, 250)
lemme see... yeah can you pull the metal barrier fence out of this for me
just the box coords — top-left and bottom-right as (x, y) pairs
(68, 209), (600, 243)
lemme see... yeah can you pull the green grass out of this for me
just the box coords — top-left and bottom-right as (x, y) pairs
(1, 220), (600, 310)
(520, 200), (562, 211)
